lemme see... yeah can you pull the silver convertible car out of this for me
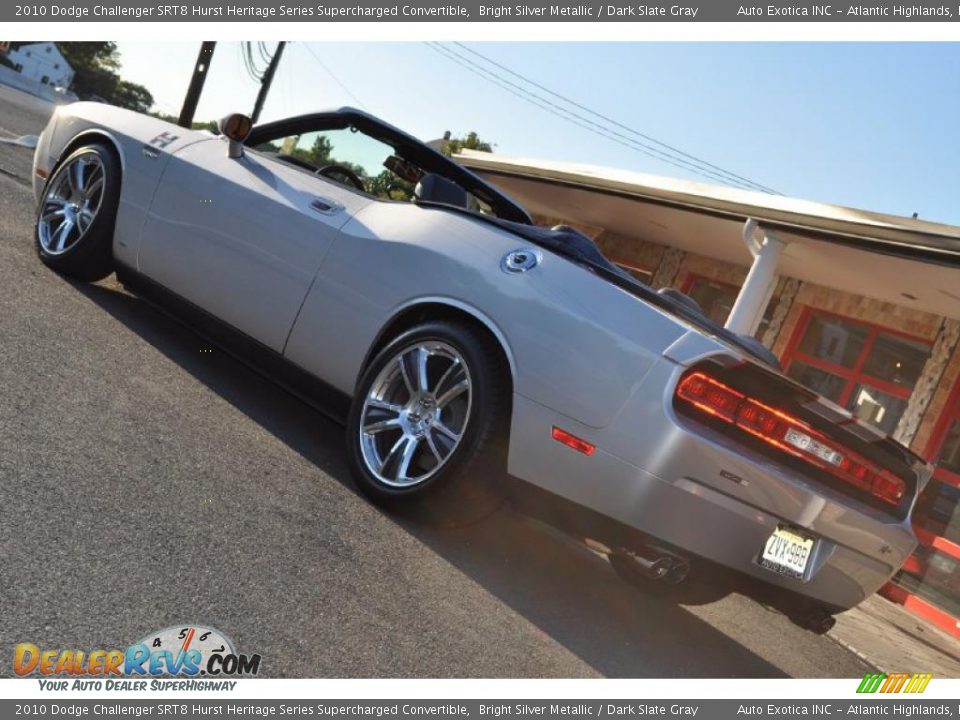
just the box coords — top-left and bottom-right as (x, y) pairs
(31, 103), (930, 631)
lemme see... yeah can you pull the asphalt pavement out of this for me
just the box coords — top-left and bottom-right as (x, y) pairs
(0, 84), (48, 186)
(0, 84), (874, 678)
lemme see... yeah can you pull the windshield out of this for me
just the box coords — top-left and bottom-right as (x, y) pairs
(252, 127), (419, 201)
(245, 111), (532, 223)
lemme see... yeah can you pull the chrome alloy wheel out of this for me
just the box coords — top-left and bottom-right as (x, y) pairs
(37, 152), (105, 256)
(359, 341), (473, 488)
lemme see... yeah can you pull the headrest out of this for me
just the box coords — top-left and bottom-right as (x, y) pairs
(657, 287), (707, 318)
(414, 173), (469, 209)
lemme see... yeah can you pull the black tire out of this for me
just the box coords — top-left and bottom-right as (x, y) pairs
(346, 320), (510, 524)
(35, 142), (120, 282)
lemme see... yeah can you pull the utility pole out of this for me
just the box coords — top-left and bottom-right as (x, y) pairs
(251, 41), (286, 124)
(178, 41), (216, 128)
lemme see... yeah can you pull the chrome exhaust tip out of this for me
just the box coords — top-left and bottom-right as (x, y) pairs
(639, 555), (673, 581)
(664, 559), (690, 585)
(611, 542), (692, 585)
(611, 547), (674, 581)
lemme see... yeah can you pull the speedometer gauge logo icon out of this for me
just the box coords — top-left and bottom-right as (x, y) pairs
(127, 624), (260, 676)
(135, 625), (236, 671)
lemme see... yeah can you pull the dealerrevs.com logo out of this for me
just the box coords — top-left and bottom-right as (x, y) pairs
(14, 625), (261, 689)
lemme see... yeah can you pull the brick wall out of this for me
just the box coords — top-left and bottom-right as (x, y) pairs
(912, 335), (960, 456)
(675, 253), (748, 291)
(594, 231), (669, 283)
(531, 213), (605, 240)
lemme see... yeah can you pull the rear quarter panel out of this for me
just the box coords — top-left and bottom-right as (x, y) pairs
(283, 200), (692, 430)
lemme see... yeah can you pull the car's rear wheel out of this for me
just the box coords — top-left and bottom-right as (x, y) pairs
(346, 320), (509, 523)
(36, 142), (120, 282)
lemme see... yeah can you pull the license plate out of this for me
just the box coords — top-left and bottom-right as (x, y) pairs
(760, 527), (815, 580)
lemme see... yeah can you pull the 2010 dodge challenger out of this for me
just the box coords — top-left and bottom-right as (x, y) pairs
(31, 102), (930, 630)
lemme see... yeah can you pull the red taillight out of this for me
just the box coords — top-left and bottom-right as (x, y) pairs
(678, 372), (744, 421)
(551, 426), (596, 456)
(676, 372), (905, 507)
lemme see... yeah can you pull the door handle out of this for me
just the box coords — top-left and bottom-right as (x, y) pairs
(142, 144), (161, 159)
(310, 197), (344, 215)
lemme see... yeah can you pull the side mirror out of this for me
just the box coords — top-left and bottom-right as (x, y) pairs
(218, 113), (252, 159)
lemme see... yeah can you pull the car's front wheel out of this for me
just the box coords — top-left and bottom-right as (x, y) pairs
(346, 320), (510, 523)
(35, 142), (120, 282)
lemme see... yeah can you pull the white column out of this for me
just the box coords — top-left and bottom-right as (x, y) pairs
(725, 220), (785, 336)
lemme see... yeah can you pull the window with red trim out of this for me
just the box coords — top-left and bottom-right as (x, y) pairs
(933, 416), (960, 482)
(888, 379), (960, 618)
(882, 340), (960, 619)
(781, 309), (932, 435)
(893, 544), (960, 619)
(912, 380), (960, 551)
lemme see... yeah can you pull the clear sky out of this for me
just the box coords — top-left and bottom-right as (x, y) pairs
(114, 41), (959, 225)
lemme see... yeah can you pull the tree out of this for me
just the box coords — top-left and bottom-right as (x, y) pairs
(54, 42), (154, 113)
(149, 112), (217, 133)
(57, 42), (120, 74)
(442, 131), (494, 156)
(111, 80), (154, 114)
(367, 170), (415, 201)
(305, 135), (334, 166)
(300, 135), (367, 180)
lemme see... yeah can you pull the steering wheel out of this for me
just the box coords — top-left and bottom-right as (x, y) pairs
(274, 153), (317, 173)
(383, 181), (414, 201)
(316, 164), (365, 192)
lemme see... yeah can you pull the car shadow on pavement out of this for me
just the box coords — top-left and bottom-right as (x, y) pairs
(73, 277), (793, 678)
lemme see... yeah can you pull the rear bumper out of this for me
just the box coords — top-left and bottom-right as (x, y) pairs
(508, 360), (917, 612)
(617, 461), (909, 610)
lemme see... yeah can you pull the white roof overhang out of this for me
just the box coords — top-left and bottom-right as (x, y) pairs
(457, 151), (960, 321)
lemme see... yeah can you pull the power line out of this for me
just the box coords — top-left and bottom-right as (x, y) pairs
(257, 41), (272, 66)
(444, 42), (776, 193)
(425, 43), (763, 191)
(429, 42), (778, 194)
(240, 42), (263, 83)
(251, 42), (285, 123)
(300, 43), (369, 111)
(426, 43), (749, 189)
(453, 42), (779, 195)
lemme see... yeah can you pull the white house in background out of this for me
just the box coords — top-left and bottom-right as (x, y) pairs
(6, 42), (73, 88)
